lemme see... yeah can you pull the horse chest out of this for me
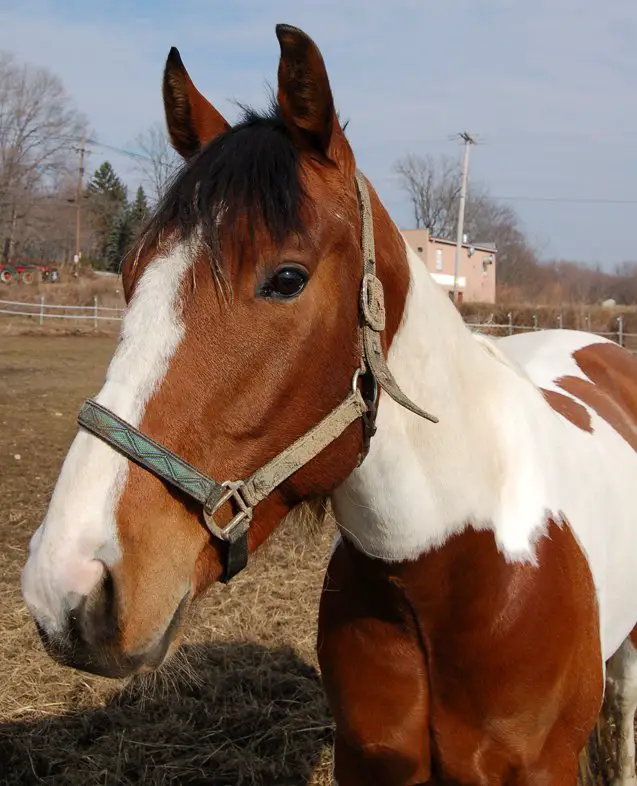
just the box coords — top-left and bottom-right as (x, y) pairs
(319, 522), (603, 784)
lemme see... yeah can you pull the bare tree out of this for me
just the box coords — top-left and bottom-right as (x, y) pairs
(0, 51), (85, 262)
(394, 152), (541, 287)
(394, 153), (462, 236)
(134, 121), (181, 203)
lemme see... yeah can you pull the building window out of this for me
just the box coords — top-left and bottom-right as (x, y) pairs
(435, 249), (443, 271)
(482, 255), (494, 275)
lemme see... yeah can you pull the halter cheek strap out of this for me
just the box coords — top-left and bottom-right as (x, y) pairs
(354, 172), (438, 423)
(77, 387), (368, 583)
(76, 171), (437, 583)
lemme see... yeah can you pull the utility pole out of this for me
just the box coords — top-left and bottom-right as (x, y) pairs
(74, 127), (86, 273)
(452, 131), (475, 304)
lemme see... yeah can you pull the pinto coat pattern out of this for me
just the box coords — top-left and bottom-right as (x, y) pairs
(21, 23), (637, 786)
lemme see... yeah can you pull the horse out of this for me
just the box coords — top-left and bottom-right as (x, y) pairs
(20, 23), (637, 786)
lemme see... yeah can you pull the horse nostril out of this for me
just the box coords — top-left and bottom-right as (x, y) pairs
(75, 562), (118, 644)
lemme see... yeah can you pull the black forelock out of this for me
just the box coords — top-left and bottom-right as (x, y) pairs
(133, 101), (306, 277)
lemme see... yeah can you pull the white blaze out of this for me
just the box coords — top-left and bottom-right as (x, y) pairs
(21, 245), (191, 634)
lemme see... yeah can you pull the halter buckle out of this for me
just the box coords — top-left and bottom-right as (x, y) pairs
(361, 272), (386, 332)
(203, 481), (253, 543)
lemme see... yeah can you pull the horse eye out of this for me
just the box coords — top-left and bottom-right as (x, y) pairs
(263, 266), (308, 299)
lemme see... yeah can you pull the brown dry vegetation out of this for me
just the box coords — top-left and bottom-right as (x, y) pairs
(0, 334), (623, 785)
(1, 270), (125, 308)
(0, 271), (124, 336)
(460, 301), (637, 351)
(0, 336), (335, 784)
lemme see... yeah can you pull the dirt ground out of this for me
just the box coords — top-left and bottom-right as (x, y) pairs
(0, 335), (335, 785)
(0, 334), (617, 785)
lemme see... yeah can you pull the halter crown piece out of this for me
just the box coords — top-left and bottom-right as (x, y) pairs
(77, 171), (438, 582)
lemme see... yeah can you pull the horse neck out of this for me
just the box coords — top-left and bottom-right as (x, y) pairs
(332, 242), (540, 564)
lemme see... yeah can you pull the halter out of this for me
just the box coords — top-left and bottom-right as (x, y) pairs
(77, 171), (438, 583)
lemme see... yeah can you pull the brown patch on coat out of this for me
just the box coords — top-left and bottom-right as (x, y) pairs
(541, 388), (593, 433)
(556, 342), (637, 453)
(318, 519), (602, 784)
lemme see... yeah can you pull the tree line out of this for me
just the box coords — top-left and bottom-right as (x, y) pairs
(1, 48), (634, 301)
(0, 51), (179, 273)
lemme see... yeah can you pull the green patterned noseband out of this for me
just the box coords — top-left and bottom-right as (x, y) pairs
(77, 171), (438, 583)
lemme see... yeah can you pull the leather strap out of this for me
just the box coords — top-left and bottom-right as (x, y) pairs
(77, 400), (226, 510)
(78, 389), (367, 583)
(354, 171), (439, 425)
(220, 535), (248, 584)
(242, 389), (367, 506)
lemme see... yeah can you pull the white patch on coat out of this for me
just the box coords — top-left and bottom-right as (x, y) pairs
(331, 242), (637, 662)
(21, 244), (192, 634)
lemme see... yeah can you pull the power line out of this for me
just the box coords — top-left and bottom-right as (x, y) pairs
(86, 138), (150, 161)
(43, 133), (170, 168)
(84, 138), (177, 173)
(490, 195), (637, 205)
(380, 177), (637, 207)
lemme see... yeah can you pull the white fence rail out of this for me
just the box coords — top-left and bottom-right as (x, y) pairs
(2, 298), (637, 349)
(0, 297), (125, 327)
(464, 313), (637, 352)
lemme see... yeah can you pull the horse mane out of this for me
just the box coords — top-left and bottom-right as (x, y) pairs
(471, 331), (535, 384)
(129, 101), (307, 281)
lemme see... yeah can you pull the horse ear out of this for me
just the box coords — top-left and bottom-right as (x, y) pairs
(275, 24), (354, 175)
(162, 47), (230, 160)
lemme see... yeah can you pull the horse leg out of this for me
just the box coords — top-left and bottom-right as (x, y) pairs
(318, 542), (432, 786)
(332, 733), (433, 786)
(607, 635), (637, 786)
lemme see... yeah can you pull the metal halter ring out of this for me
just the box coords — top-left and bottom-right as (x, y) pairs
(352, 367), (379, 405)
(203, 481), (253, 543)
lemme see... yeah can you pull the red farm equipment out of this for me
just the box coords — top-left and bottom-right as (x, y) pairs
(0, 258), (60, 285)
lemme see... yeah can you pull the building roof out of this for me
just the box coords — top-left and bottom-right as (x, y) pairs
(401, 228), (497, 254)
(430, 235), (497, 253)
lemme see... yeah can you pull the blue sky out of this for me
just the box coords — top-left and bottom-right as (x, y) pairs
(0, 0), (635, 267)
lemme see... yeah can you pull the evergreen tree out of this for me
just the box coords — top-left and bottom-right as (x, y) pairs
(104, 203), (133, 272)
(129, 185), (149, 237)
(87, 161), (128, 202)
(86, 161), (128, 264)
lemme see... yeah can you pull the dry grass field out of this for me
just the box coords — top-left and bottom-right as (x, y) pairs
(0, 272), (124, 337)
(0, 332), (621, 785)
(0, 335), (336, 785)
